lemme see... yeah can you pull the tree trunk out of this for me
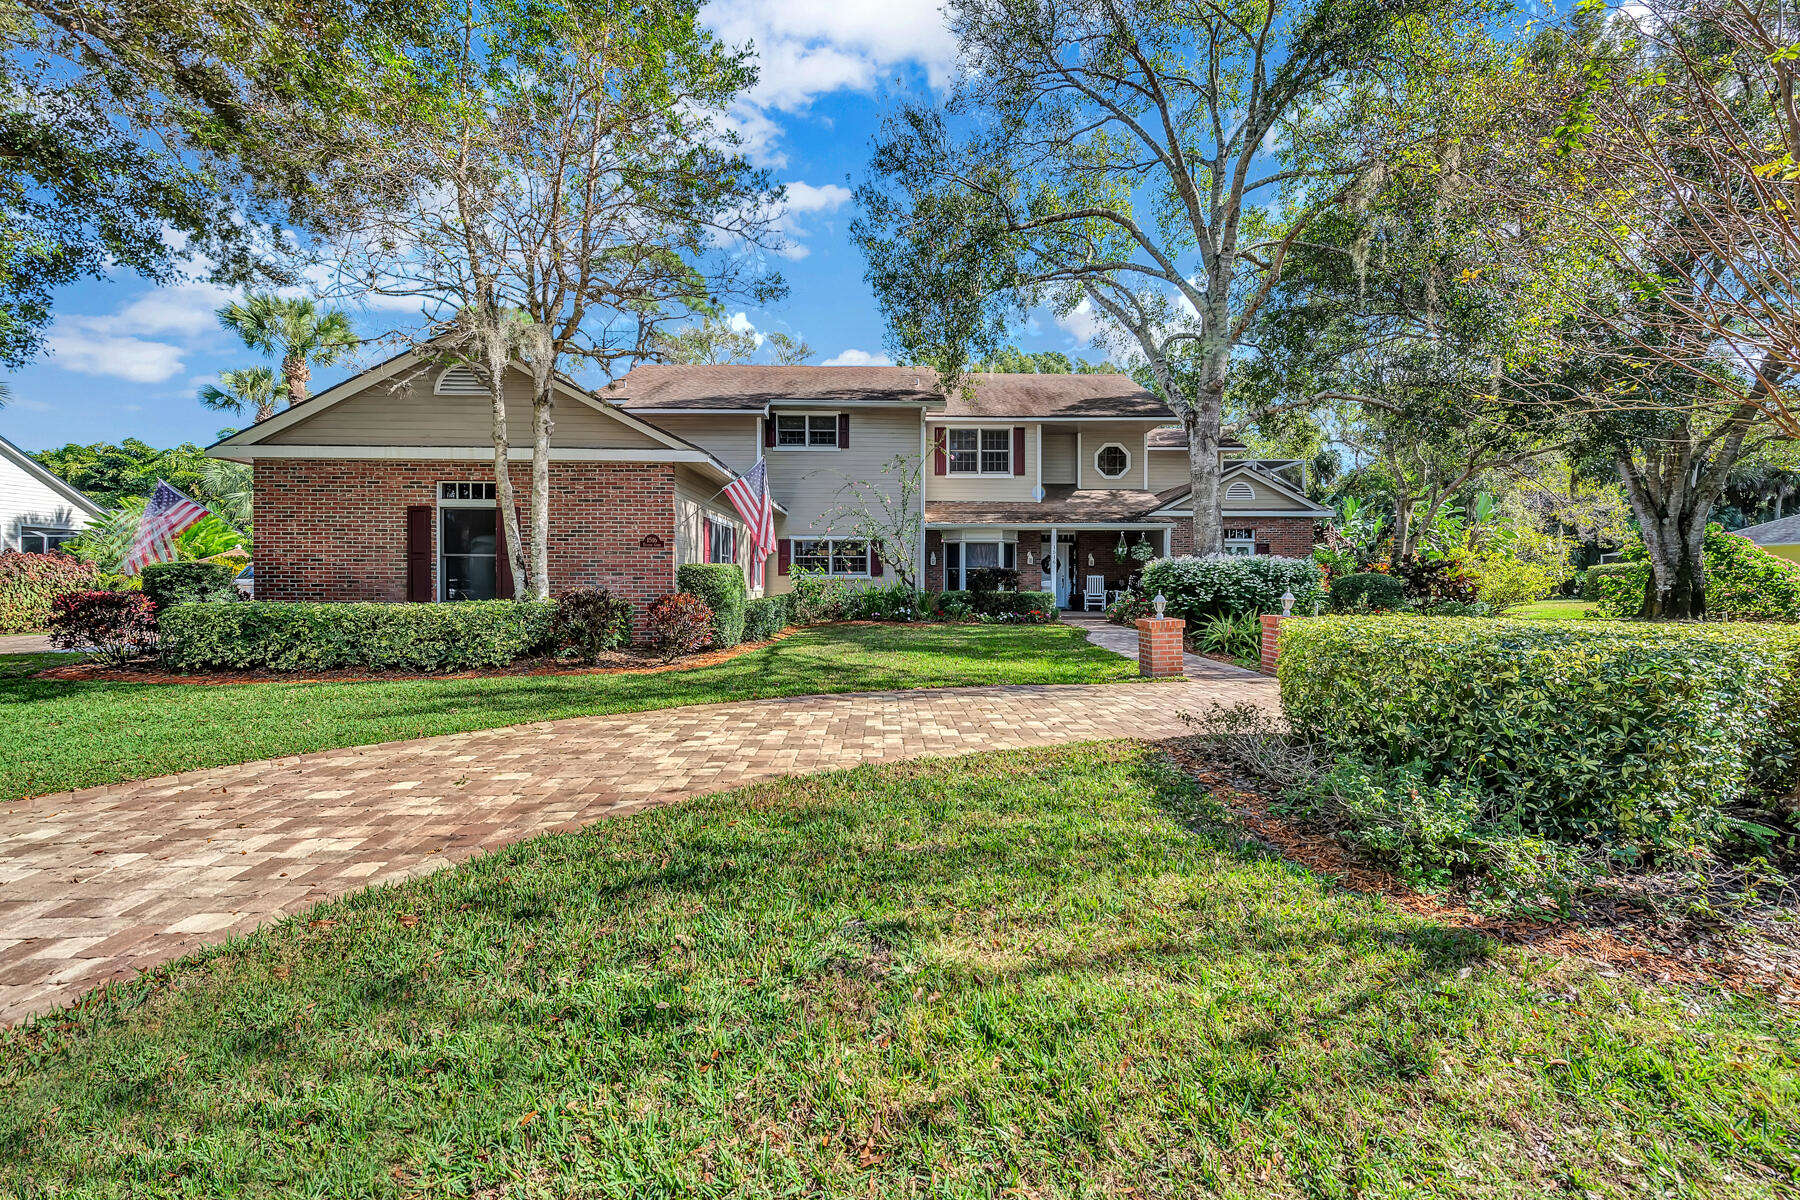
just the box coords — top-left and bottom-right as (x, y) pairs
(477, 330), (528, 600)
(529, 385), (553, 600)
(282, 352), (310, 408)
(1185, 349), (1228, 555)
(1390, 494), (1414, 564)
(1626, 478), (1709, 620)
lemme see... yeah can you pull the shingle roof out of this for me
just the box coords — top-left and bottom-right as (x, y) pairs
(925, 485), (1168, 526)
(1736, 514), (1800, 546)
(608, 365), (1177, 419)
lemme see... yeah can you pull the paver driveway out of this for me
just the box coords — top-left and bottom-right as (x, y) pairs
(0, 648), (1274, 1026)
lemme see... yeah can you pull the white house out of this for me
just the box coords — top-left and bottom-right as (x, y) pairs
(0, 433), (102, 553)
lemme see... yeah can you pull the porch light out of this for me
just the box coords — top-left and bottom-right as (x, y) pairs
(1087, 552), (1094, 567)
(1153, 593), (1167, 618)
(1281, 589), (1295, 617)
(929, 551), (936, 566)
(1026, 551), (1035, 564)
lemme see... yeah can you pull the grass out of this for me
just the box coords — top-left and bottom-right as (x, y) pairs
(2, 743), (1793, 1198)
(0, 623), (1136, 801)
(1507, 599), (1600, 620)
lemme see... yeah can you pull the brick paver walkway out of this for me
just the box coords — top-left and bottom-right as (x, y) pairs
(0, 629), (1273, 1026)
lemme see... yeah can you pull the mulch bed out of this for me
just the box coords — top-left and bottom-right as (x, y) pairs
(29, 627), (801, 686)
(1163, 738), (1800, 1007)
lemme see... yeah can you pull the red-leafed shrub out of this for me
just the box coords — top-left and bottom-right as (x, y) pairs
(645, 592), (713, 662)
(47, 590), (158, 665)
(0, 552), (100, 634)
(553, 587), (636, 662)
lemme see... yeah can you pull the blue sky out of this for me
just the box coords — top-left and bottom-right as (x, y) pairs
(0, 2), (1097, 455)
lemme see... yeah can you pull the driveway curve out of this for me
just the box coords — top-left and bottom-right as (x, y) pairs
(0, 659), (1274, 1026)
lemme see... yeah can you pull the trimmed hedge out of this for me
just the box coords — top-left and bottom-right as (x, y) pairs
(1329, 571), (1404, 612)
(1141, 555), (1324, 621)
(141, 561), (238, 609)
(0, 552), (100, 633)
(1582, 562), (1635, 603)
(1279, 616), (1800, 854)
(158, 601), (557, 673)
(934, 589), (1056, 619)
(676, 563), (747, 649)
(743, 593), (792, 642)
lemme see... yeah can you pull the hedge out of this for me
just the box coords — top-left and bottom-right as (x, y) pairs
(0, 552), (100, 633)
(1329, 571), (1404, 612)
(1594, 527), (1800, 621)
(141, 561), (238, 609)
(1279, 616), (1800, 855)
(743, 593), (792, 642)
(1140, 555), (1324, 622)
(676, 563), (746, 648)
(933, 589), (1056, 619)
(1581, 562), (1636, 604)
(158, 601), (557, 673)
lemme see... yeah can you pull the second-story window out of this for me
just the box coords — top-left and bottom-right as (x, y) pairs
(776, 413), (839, 448)
(947, 427), (1011, 474)
(1095, 443), (1130, 479)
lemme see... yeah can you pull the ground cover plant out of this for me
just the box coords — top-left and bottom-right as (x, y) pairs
(0, 552), (99, 633)
(2, 744), (1794, 1198)
(0, 623), (1136, 800)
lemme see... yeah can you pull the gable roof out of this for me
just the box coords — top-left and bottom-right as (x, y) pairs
(1150, 460), (1333, 518)
(608, 364), (1176, 420)
(0, 433), (104, 519)
(1736, 514), (1800, 547)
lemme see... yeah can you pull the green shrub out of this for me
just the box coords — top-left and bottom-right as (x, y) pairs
(743, 594), (791, 642)
(1279, 616), (1800, 856)
(552, 588), (635, 663)
(848, 582), (925, 621)
(0, 552), (100, 633)
(966, 566), (1020, 593)
(934, 589), (1055, 620)
(1329, 572), (1403, 611)
(1142, 554), (1324, 621)
(1582, 562), (1635, 603)
(140, 561), (238, 610)
(646, 592), (713, 661)
(1594, 526), (1800, 621)
(48, 590), (158, 666)
(931, 591), (974, 621)
(158, 601), (557, 673)
(1466, 552), (1563, 611)
(676, 563), (747, 648)
(1193, 611), (1260, 663)
(788, 569), (850, 623)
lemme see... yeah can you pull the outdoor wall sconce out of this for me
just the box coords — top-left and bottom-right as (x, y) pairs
(1026, 551), (1035, 564)
(1153, 592), (1167, 618)
(929, 551), (937, 566)
(1087, 552), (1094, 567)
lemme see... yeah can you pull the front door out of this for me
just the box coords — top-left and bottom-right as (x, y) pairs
(1053, 539), (1075, 608)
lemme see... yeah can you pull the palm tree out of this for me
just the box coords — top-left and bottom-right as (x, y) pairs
(216, 294), (357, 409)
(197, 366), (280, 423)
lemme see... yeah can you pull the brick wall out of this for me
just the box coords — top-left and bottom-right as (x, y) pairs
(1168, 516), (1318, 558)
(922, 530), (1044, 591)
(252, 460), (677, 613)
(924, 530), (944, 591)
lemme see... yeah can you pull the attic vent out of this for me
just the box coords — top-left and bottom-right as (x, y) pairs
(1225, 481), (1256, 500)
(435, 365), (489, 396)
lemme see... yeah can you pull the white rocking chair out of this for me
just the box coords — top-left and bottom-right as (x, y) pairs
(1082, 574), (1108, 612)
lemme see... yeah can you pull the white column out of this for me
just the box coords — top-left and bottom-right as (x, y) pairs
(1049, 523), (1059, 608)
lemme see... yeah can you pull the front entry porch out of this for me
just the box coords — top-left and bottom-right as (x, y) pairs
(1041, 526), (1171, 611)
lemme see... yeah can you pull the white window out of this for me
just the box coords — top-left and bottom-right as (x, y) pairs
(439, 481), (496, 501)
(1095, 443), (1131, 479)
(18, 527), (77, 554)
(706, 516), (737, 565)
(1225, 480), (1257, 500)
(438, 482), (500, 600)
(792, 537), (870, 576)
(775, 413), (840, 449)
(1224, 527), (1257, 556)
(946, 427), (1011, 474)
(943, 539), (1017, 589)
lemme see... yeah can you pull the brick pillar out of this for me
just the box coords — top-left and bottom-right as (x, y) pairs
(1259, 614), (1287, 675)
(1135, 617), (1186, 678)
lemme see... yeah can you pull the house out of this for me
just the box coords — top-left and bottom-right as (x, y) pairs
(1734, 514), (1800, 562)
(0, 433), (103, 554)
(208, 354), (1329, 609)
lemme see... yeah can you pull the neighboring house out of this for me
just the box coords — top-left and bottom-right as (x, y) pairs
(209, 354), (1328, 609)
(0, 432), (103, 554)
(1734, 514), (1800, 562)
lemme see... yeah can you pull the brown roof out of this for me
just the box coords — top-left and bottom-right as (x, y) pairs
(925, 485), (1169, 526)
(1146, 427), (1249, 450)
(608, 364), (1176, 419)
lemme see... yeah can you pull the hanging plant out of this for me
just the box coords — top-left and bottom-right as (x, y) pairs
(1114, 533), (1130, 563)
(1130, 537), (1154, 562)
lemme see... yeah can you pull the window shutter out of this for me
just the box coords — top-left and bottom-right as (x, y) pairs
(933, 429), (947, 475)
(764, 417), (776, 448)
(837, 413), (850, 449)
(1013, 427), (1026, 476)
(777, 538), (791, 576)
(870, 545), (883, 577)
(495, 502), (515, 599)
(406, 505), (433, 602)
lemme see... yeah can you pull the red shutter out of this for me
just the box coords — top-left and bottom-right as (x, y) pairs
(837, 412), (850, 449)
(495, 502), (515, 599)
(933, 429), (947, 475)
(406, 505), (433, 602)
(1013, 426), (1026, 476)
(870, 544), (883, 577)
(764, 417), (776, 448)
(777, 538), (791, 576)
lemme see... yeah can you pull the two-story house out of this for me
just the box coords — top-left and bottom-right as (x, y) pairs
(209, 354), (1328, 610)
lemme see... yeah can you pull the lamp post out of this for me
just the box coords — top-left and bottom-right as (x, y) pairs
(1153, 592), (1167, 618)
(1280, 589), (1295, 618)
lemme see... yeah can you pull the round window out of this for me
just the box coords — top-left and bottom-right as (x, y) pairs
(1096, 443), (1130, 478)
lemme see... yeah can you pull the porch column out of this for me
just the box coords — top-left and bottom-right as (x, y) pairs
(1049, 523), (1059, 607)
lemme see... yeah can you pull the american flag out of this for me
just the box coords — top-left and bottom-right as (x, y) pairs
(722, 459), (775, 589)
(123, 481), (210, 574)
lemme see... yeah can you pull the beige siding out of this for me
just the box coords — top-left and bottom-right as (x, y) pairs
(266, 365), (664, 449)
(673, 466), (755, 591)
(1220, 470), (1316, 513)
(926, 422), (1038, 502)
(1042, 431), (1077, 484)
(767, 407), (920, 534)
(644, 414), (760, 473)
(1075, 424), (1152, 489)
(1147, 448), (1190, 493)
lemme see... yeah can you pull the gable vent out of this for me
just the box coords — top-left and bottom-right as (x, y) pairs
(1225, 481), (1256, 500)
(435, 365), (489, 396)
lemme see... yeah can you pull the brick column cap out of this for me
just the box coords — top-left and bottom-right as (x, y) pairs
(1134, 617), (1186, 632)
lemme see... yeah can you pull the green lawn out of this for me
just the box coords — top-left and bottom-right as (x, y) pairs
(0, 623), (1136, 801)
(3, 744), (1792, 1197)
(1507, 598), (1600, 620)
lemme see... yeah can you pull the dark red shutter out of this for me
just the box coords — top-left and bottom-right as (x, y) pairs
(837, 413), (850, 449)
(777, 538), (791, 576)
(495, 502), (515, 599)
(933, 429), (947, 475)
(1013, 426), (1026, 475)
(764, 417), (776, 448)
(406, 505), (433, 602)
(870, 544), (883, 577)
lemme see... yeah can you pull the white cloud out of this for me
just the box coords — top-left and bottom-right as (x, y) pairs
(44, 323), (187, 383)
(821, 348), (893, 366)
(1054, 298), (1111, 347)
(725, 310), (767, 348)
(783, 181), (852, 213)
